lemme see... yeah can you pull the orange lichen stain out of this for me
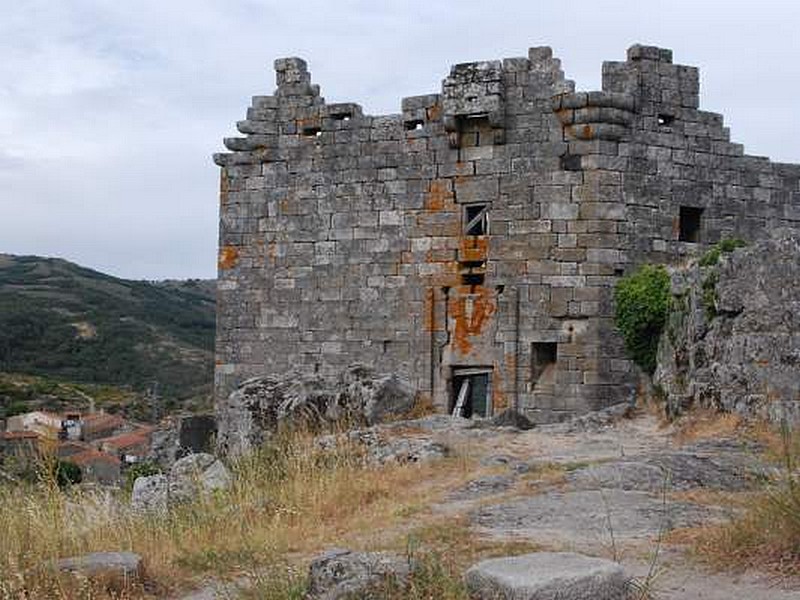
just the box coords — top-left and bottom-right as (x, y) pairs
(424, 180), (453, 212)
(492, 363), (509, 411)
(459, 237), (488, 262)
(448, 286), (496, 355)
(296, 117), (320, 129)
(219, 169), (229, 204)
(582, 124), (594, 139)
(426, 104), (442, 121)
(423, 288), (444, 333)
(218, 246), (240, 270)
(267, 241), (278, 266)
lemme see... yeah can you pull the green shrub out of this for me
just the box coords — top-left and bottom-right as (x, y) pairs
(54, 460), (82, 487)
(124, 460), (162, 493)
(614, 265), (671, 374)
(698, 238), (747, 267)
(701, 271), (719, 320)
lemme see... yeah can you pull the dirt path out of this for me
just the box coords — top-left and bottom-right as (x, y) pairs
(424, 412), (799, 599)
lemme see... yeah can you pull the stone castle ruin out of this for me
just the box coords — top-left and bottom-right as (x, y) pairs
(213, 44), (800, 425)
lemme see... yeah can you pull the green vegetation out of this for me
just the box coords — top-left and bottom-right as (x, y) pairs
(54, 461), (82, 488)
(0, 255), (215, 412)
(701, 271), (720, 320)
(614, 264), (672, 374)
(698, 238), (747, 267)
(124, 461), (162, 494)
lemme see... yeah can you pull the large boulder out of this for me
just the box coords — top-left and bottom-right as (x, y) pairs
(337, 366), (416, 425)
(655, 230), (800, 424)
(305, 548), (410, 600)
(464, 552), (628, 600)
(131, 474), (169, 513)
(131, 453), (231, 512)
(56, 551), (143, 585)
(168, 453), (231, 503)
(216, 365), (417, 456)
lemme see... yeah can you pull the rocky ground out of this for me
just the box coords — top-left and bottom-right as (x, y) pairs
(174, 408), (798, 599)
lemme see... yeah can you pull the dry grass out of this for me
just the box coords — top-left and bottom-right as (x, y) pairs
(672, 409), (744, 445)
(688, 422), (800, 580)
(0, 429), (478, 599)
(240, 518), (541, 600)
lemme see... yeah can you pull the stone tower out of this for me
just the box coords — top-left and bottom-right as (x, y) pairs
(213, 44), (800, 424)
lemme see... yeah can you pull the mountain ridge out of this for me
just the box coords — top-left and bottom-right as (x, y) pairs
(0, 253), (216, 412)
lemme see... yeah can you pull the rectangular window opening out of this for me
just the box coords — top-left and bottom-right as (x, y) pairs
(464, 204), (488, 236)
(531, 342), (557, 387)
(451, 368), (491, 418)
(561, 153), (582, 172)
(679, 206), (703, 243)
(332, 113), (352, 121)
(404, 119), (425, 131)
(301, 127), (322, 138)
(459, 259), (486, 286)
(658, 114), (676, 127)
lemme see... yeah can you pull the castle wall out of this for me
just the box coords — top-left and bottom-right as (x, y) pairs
(214, 45), (800, 424)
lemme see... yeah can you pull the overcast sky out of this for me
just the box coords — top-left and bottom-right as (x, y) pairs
(1, 1), (798, 280)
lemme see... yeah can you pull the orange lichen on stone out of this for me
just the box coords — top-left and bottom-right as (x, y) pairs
(218, 246), (240, 270)
(423, 288), (444, 332)
(219, 169), (229, 204)
(459, 237), (488, 262)
(267, 241), (278, 265)
(424, 180), (453, 212)
(426, 103), (442, 121)
(492, 362), (509, 411)
(448, 286), (496, 355)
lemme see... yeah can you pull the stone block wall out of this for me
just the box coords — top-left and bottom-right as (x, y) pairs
(214, 44), (800, 424)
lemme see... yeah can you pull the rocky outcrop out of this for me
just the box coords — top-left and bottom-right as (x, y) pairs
(217, 365), (417, 456)
(305, 549), (410, 600)
(131, 453), (231, 512)
(464, 552), (628, 600)
(655, 230), (800, 424)
(56, 551), (143, 585)
(316, 428), (450, 465)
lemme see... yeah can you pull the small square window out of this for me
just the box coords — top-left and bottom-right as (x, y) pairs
(679, 206), (703, 243)
(464, 204), (488, 236)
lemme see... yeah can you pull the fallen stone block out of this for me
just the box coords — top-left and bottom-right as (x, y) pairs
(56, 551), (142, 584)
(306, 548), (410, 600)
(464, 552), (628, 599)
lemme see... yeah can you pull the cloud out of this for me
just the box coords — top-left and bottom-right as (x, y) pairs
(0, 0), (798, 278)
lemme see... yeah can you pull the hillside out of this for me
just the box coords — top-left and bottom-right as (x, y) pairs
(0, 254), (216, 412)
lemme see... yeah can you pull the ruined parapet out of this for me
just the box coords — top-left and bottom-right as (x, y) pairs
(442, 60), (506, 148)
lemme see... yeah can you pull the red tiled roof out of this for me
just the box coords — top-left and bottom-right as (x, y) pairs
(57, 441), (92, 454)
(1, 431), (39, 440)
(82, 413), (124, 430)
(101, 430), (151, 450)
(68, 449), (121, 467)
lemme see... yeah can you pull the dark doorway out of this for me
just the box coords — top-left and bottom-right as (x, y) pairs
(451, 368), (492, 418)
(679, 206), (703, 243)
(531, 342), (557, 384)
